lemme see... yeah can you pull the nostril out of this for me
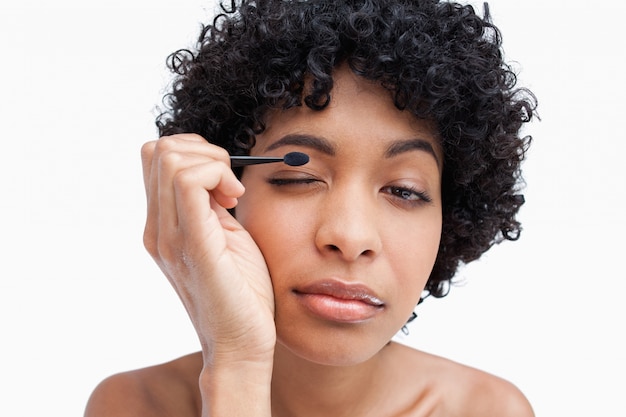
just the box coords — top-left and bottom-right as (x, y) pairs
(328, 244), (340, 252)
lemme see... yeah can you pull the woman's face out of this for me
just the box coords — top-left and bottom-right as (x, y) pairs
(236, 66), (443, 366)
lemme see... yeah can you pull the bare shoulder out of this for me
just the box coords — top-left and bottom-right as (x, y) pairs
(453, 363), (535, 417)
(389, 342), (534, 417)
(84, 352), (203, 417)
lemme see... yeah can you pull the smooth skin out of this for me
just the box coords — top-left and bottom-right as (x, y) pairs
(85, 66), (534, 417)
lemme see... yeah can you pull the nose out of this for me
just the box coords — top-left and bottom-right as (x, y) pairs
(314, 181), (382, 262)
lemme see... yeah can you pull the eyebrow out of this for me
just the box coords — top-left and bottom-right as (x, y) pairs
(264, 134), (336, 156)
(384, 138), (440, 167)
(264, 134), (440, 167)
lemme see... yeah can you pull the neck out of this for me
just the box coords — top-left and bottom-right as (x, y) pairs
(270, 342), (394, 417)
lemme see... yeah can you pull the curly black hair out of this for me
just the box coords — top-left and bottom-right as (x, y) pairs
(156, 0), (537, 302)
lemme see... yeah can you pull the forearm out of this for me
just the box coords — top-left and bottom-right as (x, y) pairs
(200, 359), (273, 417)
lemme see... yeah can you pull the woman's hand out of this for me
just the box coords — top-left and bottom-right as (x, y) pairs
(141, 134), (276, 365)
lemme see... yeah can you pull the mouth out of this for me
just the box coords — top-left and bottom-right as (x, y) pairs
(293, 279), (385, 323)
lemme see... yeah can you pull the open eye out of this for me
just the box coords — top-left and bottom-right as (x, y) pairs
(381, 185), (432, 206)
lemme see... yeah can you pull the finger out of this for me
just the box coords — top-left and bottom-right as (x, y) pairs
(158, 145), (244, 213)
(146, 135), (229, 224)
(156, 133), (232, 162)
(173, 160), (245, 239)
(141, 140), (161, 258)
(146, 134), (232, 190)
(140, 140), (158, 197)
(142, 135), (241, 259)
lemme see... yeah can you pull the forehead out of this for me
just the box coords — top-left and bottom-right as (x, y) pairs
(256, 66), (442, 164)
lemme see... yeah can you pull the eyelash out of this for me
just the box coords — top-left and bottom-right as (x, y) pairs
(267, 178), (431, 205)
(381, 186), (432, 205)
(267, 178), (319, 186)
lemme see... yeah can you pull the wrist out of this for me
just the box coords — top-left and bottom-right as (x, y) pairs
(199, 359), (273, 417)
(201, 335), (276, 366)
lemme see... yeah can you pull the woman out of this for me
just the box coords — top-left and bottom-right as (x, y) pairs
(86, 0), (537, 415)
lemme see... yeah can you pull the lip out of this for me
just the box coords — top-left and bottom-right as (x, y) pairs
(293, 279), (385, 323)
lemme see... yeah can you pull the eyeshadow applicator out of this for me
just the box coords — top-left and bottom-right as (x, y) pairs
(230, 151), (309, 167)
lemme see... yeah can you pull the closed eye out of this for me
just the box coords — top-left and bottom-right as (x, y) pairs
(267, 177), (320, 186)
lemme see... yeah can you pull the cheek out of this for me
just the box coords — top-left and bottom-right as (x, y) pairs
(386, 216), (442, 295)
(237, 196), (314, 277)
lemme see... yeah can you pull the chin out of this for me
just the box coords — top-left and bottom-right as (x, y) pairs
(274, 316), (398, 367)
(277, 338), (384, 367)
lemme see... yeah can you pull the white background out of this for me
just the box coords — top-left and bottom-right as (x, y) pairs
(1, 1), (624, 416)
